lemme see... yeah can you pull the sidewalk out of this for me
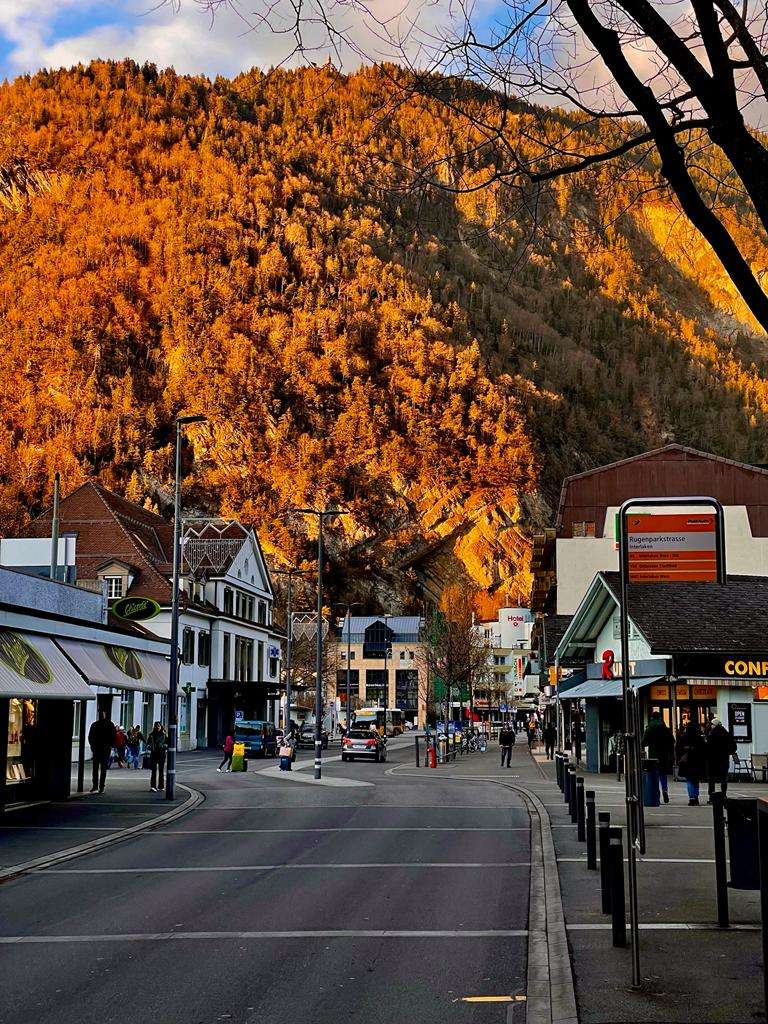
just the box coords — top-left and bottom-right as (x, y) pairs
(532, 748), (767, 1023)
(0, 754), (202, 880)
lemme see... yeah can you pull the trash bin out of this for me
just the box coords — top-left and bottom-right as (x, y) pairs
(727, 798), (760, 889)
(642, 758), (660, 807)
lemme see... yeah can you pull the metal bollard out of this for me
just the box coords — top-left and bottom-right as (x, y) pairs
(599, 812), (612, 913)
(569, 769), (578, 824)
(576, 778), (586, 842)
(586, 790), (597, 869)
(556, 753), (564, 790)
(607, 826), (627, 947)
(568, 766), (577, 820)
(712, 791), (730, 928)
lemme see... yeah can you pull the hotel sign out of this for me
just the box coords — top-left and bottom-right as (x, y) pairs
(627, 513), (718, 583)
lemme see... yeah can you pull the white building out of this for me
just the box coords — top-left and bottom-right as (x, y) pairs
(475, 607), (535, 712)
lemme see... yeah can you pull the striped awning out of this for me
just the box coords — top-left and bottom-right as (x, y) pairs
(0, 630), (93, 699)
(56, 638), (169, 694)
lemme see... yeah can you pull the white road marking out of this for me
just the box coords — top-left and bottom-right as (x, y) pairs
(148, 827), (529, 835)
(39, 861), (533, 874)
(567, 922), (760, 931)
(0, 929), (531, 943)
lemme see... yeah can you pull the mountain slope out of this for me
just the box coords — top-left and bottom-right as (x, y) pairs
(0, 60), (766, 608)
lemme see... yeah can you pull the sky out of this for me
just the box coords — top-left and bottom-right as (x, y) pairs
(0, 0), (449, 81)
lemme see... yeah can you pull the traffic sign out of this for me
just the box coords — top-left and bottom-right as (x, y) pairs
(626, 513), (717, 583)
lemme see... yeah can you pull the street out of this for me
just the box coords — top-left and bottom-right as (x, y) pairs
(0, 738), (535, 1024)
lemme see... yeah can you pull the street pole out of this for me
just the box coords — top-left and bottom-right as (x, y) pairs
(272, 568), (307, 736)
(167, 413), (207, 801)
(295, 508), (347, 779)
(382, 612), (390, 734)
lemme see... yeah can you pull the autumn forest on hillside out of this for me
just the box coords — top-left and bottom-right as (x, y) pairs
(2, 60), (768, 609)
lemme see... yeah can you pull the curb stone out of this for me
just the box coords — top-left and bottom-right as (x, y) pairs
(0, 782), (204, 884)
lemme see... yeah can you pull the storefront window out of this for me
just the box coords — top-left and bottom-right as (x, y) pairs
(7, 698), (38, 784)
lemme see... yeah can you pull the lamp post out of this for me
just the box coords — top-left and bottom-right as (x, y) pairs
(294, 508), (347, 779)
(382, 612), (391, 732)
(167, 413), (207, 801)
(334, 602), (362, 733)
(272, 568), (307, 737)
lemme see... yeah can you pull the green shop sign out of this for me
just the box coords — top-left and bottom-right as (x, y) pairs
(112, 596), (161, 622)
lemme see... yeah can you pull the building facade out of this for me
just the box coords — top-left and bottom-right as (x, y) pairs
(475, 607), (534, 718)
(6, 482), (282, 750)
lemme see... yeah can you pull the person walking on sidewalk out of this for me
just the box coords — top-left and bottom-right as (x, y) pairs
(543, 722), (557, 760)
(146, 721), (167, 793)
(706, 716), (737, 803)
(641, 711), (675, 804)
(499, 723), (515, 767)
(676, 720), (706, 805)
(217, 733), (234, 773)
(573, 720), (584, 764)
(88, 709), (116, 794)
(527, 718), (538, 751)
(126, 725), (144, 769)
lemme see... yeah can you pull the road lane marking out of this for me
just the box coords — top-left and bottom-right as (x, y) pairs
(567, 922), (760, 931)
(149, 827), (530, 834)
(558, 857), (716, 864)
(39, 861), (533, 874)
(459, 995), (526, 1003)
(0, 929), (531, 943)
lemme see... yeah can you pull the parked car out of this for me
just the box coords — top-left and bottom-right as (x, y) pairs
(297, 723), (329, 749)
(234, 720), (278, 758)
(341, 729), (387, 763)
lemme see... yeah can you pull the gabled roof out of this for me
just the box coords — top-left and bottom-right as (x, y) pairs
(29, 481), (174, 602)
(340, 615), (423, 639)
(556, 443), (768, 532)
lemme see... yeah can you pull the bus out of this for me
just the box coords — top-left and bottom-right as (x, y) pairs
(351, 707), (404, 736)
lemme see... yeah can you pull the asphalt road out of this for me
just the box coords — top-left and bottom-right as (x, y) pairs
(0, 738), (532, 1024)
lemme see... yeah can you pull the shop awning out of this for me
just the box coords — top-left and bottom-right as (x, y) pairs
(56, 638), (169, 694)
(0, 630), (94, 699)
(560, 675), (665, 700)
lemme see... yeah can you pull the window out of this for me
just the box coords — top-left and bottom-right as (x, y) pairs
(365, 668), (387, 706)
(104, 575), (123, 599)
(269, 654), (279, 677)
(142, 693), (152, 737)
(160, 694), (168, 728)
(223, 588), (233, 615)
(258, 601), (267, 624)
(222, 632), (232, 680)
(182, 627), (195, 665)
(395, 669), (418, 712)
(235, 591), (242, 618)
(337, 669), (359, 699)
(180, 695), (188, 735)
(119, 691), (132, 729)
(257, 641), (264, 680)
(235, 637), (254, 682)
(349, 650), (356, 661)
(198, 631), (210, 667)
(247, 596), (255, 621)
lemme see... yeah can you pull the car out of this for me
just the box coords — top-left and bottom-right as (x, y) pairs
(297, 724), (329, 750)
(341, 729), (387, 762)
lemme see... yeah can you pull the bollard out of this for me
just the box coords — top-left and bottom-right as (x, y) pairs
(568, 767), (578, 821)
(599, 812), (612, 914)
(556, 753), (564, 790)
(586, 790), (597, 869)
(576, 778), (586, 842)
(607, 827), (627, 947)
(712, 792), (729, 928)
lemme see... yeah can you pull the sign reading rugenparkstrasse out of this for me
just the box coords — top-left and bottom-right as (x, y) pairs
(627, 513), (717, 583)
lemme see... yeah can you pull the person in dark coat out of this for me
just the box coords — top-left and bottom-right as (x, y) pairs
(499, 723), (515, 767)
(145, 722), (168, 793)
(706, 717), (737, 802)
(641, 711), (675, 803)
(676, 720), (707, 805)
(543, 723), (557, 760)
(88, 709), (116, 794)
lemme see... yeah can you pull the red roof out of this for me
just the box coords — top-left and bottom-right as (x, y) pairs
(30, 482), (174, 602)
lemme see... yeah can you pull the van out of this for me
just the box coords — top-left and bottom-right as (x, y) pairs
(234, 720), (278, 758)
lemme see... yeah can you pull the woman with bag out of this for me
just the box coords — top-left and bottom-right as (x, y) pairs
(146, 722), (167, 793)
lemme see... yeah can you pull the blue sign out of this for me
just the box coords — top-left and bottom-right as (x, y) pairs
(235, 710), (244, 721)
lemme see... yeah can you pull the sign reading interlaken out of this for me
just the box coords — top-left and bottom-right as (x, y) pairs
(627, 513), (717, 583)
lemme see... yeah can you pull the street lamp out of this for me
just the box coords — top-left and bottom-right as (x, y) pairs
(272, 567), (307, 736)
(294, 508), (347, 779)
(333, 601), (363, 733)
(167, 413), (207, 801)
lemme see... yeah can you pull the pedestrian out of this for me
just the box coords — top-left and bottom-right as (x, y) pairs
(499, 722), (515, 767)
(279, 734), (294, 771)
(527, 719), (538, 750)
(126, 724), (144, 769)
(114, 725), (127, 768)
(676, 720), (707, 805)
(641, 711), (675, 803)
(543, 722), (557, 760)
(706, 716), (737, 803)
(217, 733), (234, 773)
(88, 709), (116, 794)
(146, 721), (168, 792)
(573, 720), (584, 763)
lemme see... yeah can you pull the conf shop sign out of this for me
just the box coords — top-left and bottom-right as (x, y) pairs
(673, 652), (768, 683)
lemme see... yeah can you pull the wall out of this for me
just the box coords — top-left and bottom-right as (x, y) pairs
(0, 565), (102, 621)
